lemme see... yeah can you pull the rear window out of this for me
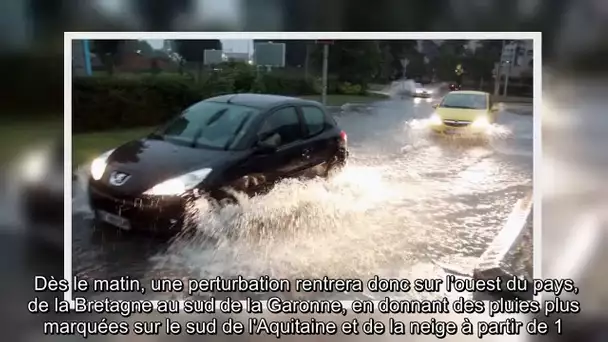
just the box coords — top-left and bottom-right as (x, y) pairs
(301, 106), (332, 136)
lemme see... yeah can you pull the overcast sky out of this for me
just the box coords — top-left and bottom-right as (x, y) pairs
(147, 39), (480, 54)
(147, 39), (253, 53)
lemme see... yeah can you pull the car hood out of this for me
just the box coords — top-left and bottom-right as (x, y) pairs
(436, 108), (487, 121)
(102, 139), (236, 195)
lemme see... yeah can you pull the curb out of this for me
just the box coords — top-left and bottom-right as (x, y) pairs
(473, 192), (534, 298)
(438, 192), (534, 299)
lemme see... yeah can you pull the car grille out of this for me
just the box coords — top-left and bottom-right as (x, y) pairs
(89, 183), (164, 209)
(443, 119), (471, 127)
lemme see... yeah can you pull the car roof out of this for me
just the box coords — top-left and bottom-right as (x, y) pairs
(447, 90), (488, 96)
(204, 93), (317, 109)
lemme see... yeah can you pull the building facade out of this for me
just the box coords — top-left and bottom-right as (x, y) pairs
(500, 40), (533, 79)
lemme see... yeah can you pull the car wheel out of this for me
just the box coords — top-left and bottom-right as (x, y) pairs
(209, 189), (238, 209)
(326, 150), (348, 178)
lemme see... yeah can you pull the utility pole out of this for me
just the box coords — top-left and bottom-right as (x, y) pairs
(494, 40), (506, 96)
(321, 43), (329, 106)
(83, 40), (93, 76)
(503, 41), (518, 97)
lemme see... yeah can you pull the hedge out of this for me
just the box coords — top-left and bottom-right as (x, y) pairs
(73, 66), (364, 133)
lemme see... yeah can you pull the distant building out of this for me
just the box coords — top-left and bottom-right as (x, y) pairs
(500, 40), (533, 79)
(72, 40), (103, 75)
(116, 50), (175, 72)
(253, 40), (306, 67)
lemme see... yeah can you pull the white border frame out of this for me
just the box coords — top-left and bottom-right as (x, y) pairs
(64, 32), (541, 305)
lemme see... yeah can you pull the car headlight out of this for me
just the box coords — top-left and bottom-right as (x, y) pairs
(21, 149), (49, 182)
(472, 116), (490, 127)
(90, 149), (115, 181)
(429, 113), (443, 125)
(144, 168), (212, 196)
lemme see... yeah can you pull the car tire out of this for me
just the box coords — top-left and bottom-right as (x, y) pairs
(326, 149), (348, 178)
(208, 189), (239, 209)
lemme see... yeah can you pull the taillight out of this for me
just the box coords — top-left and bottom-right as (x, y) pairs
(339, 130), (347, 144)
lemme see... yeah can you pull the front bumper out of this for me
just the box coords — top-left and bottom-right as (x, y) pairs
(430, 123), (488, 135)
(413, 92), (431, 98)
(88, 183), (192, 233)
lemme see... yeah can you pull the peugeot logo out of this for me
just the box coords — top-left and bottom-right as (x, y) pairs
(109, 171), (131, 186)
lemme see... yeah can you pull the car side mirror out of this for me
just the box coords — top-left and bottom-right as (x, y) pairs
(432, 103), (439, 109)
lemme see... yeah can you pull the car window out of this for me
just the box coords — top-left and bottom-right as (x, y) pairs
(301, 106), (327, 137)
(257, 107), (303, 146)
(440, 94), (487, 110)
(158, 101), (258, 150)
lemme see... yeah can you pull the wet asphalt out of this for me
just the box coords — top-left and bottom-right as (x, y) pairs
(70, 96), (533, 300)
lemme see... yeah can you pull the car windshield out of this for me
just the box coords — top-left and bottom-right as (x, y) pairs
(154, 101), (259, 150)
(440, 94), (487, 110)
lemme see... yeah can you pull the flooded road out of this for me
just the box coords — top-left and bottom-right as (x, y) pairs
(71, 97), (533, 300)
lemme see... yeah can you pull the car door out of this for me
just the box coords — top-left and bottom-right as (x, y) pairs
(238, 106), (306, 193)
(297, 105), (338, 178)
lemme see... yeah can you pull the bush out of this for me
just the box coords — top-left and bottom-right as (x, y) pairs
(311, 75), (339, 94)
(73, 69), (355, 133)
(337, 82), (363, 95)
(258, 73), (316, 95)
(73, 75), (206, 133)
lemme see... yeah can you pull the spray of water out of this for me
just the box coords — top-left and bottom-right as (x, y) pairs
(155, 165), (434, 283)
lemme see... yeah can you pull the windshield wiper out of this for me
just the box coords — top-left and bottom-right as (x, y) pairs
(190, 127), (204, 147)
(223, 116), (251, 150)
(190, 109), (231, 148)
(443, 105), (471, 109)
(205, 108), (228, 126)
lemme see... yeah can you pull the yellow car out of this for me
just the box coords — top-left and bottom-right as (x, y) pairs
(428, 90), (499, 135)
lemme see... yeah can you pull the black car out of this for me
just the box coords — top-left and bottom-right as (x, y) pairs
(88, 93), (348, 233)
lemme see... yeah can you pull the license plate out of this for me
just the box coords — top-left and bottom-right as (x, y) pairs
(97, 210), (131, 230)
(444, 129), (457, 134)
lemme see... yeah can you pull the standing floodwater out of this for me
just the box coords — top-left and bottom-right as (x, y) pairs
(72, 97), (532, 301)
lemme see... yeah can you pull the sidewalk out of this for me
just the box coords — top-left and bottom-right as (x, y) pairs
(491, 95), (533, 104)
(503, 103), (533, 115)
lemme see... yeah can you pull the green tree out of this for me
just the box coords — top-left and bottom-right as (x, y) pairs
(461, 40), (503, 88)
(174, 40), (222, 63)
(174, 40), (222, 82)
(311, 40), (382, 87)
(381, 40), (418, 79)
(430, 40), (467, 81)
(90, 40), (124, 75)
(405, 51), (427, 81)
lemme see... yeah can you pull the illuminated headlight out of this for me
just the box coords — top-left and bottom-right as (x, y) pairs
(472, 116), (490, 127)
(90, 149), (115, 181)
(21, 150), (49, 182)
(144, 168), (212, 196)
(429, 113), (443, 125)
